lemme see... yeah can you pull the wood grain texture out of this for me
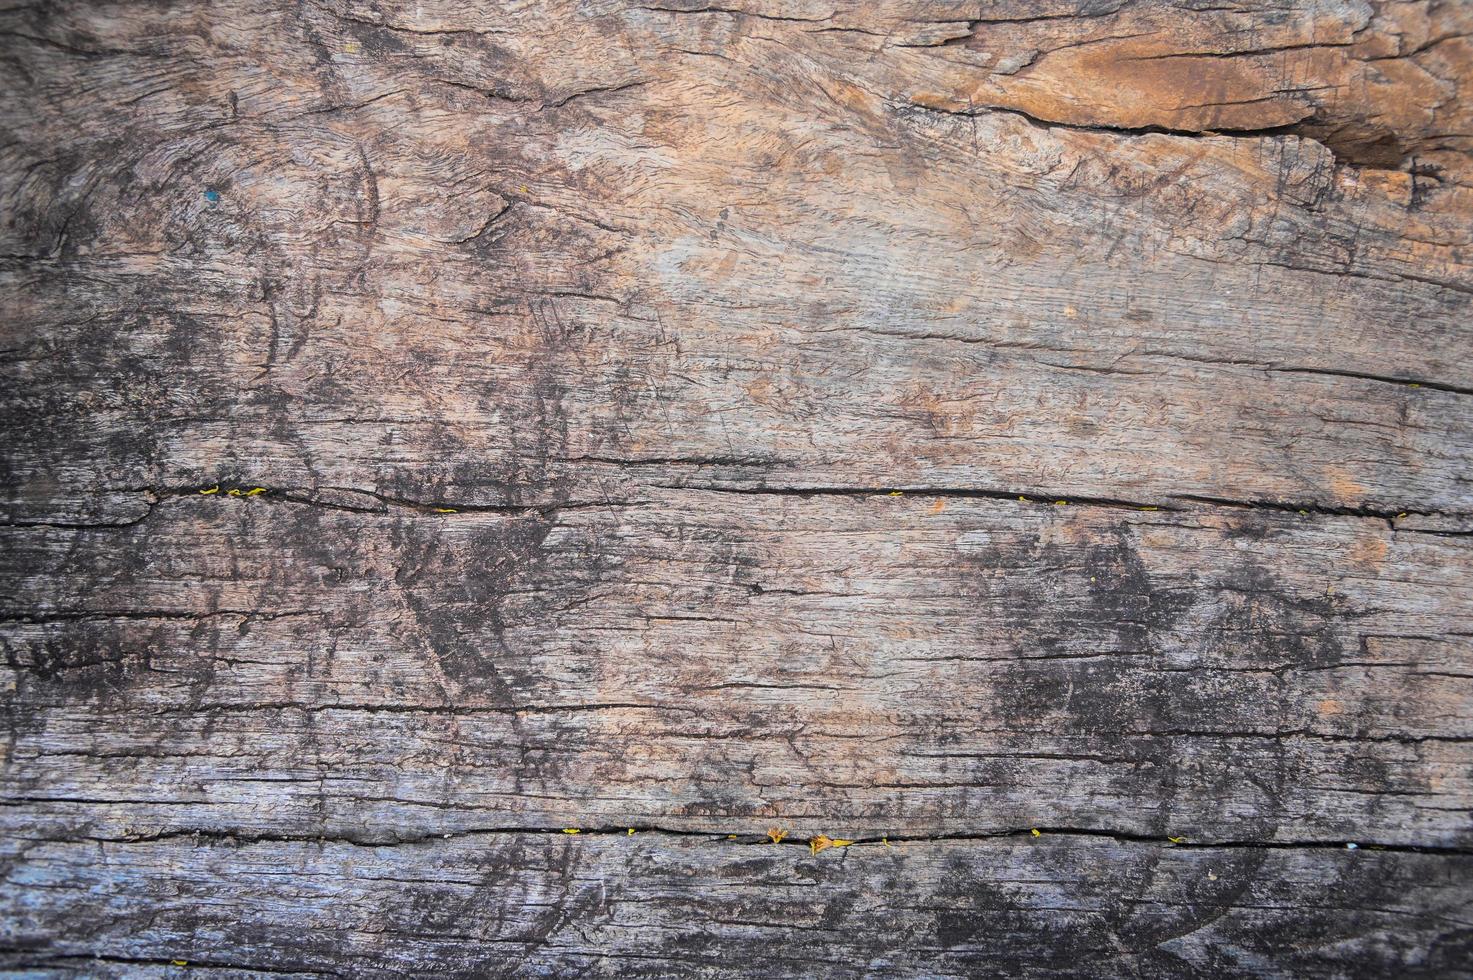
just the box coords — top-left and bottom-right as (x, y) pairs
(2, 0), (1471, 976)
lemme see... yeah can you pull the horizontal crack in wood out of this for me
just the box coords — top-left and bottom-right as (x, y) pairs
(16, 824), (1469, 857)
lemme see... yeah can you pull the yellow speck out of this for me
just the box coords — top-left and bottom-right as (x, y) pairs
(832, 838), (854, 847)
(1409, 383), (1420, 388)
(563, 828), (580, 834)
(228, 488), (242, 496)
(343, 40), (360, 54)
(1139, 506), (1158, 511)
(888, 490), (903, 496)
(434, 507), (457, 513)
(172, 962), (188, 967)
(1298, 509), (1309, 515)
(198, 486), (219, 495)
(767, 826), (787, 844)
(1396, 512), (1407, 519)
(246, 487), (267, 496)
(1168, 836), (1187, 844)
(882, 837), (890, 847)
(1030, 828), (1041, 837)
(1054, 499), (1067, 506)
(728, 834), (737, 840)
(627, 827), (636, 835)
(1017, 495), (1029, 502)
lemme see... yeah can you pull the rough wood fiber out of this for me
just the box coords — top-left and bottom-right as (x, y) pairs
(1, 0), (1471, 976)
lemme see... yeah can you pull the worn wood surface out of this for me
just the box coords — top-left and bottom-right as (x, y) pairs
(2, 0), (1471, 976)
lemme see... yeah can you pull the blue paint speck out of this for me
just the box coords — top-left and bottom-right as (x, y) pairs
(204, 189), (220, 204)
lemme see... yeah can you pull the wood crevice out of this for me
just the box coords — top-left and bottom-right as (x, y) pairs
(13, 823), (1471, 859)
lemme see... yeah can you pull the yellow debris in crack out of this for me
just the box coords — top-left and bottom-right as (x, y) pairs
(246, 487), (267, 496)
(627, 828), (636, 836)
(767, 826), (787, 844)
(1167, 836), (1187, 844)
(434, 507), (457, 513)
(198, 486), (219, 495)
(563, 828), (580, 834)
(810, 835), (853, 855)
(1031, 828), (1041, 837)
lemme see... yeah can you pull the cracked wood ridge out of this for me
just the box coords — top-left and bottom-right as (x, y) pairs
(1, 0), (1471, 976)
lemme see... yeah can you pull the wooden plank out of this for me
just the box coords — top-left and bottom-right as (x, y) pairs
(2, 0), (1471, 975)
(4, 4), (1472, 517)
(3, 831), (1471, 978)
(3, 492), (1471, 846)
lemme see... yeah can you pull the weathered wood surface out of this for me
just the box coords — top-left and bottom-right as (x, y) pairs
(2, 0), (1471, 976)
(4, 833), (1471, 978)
